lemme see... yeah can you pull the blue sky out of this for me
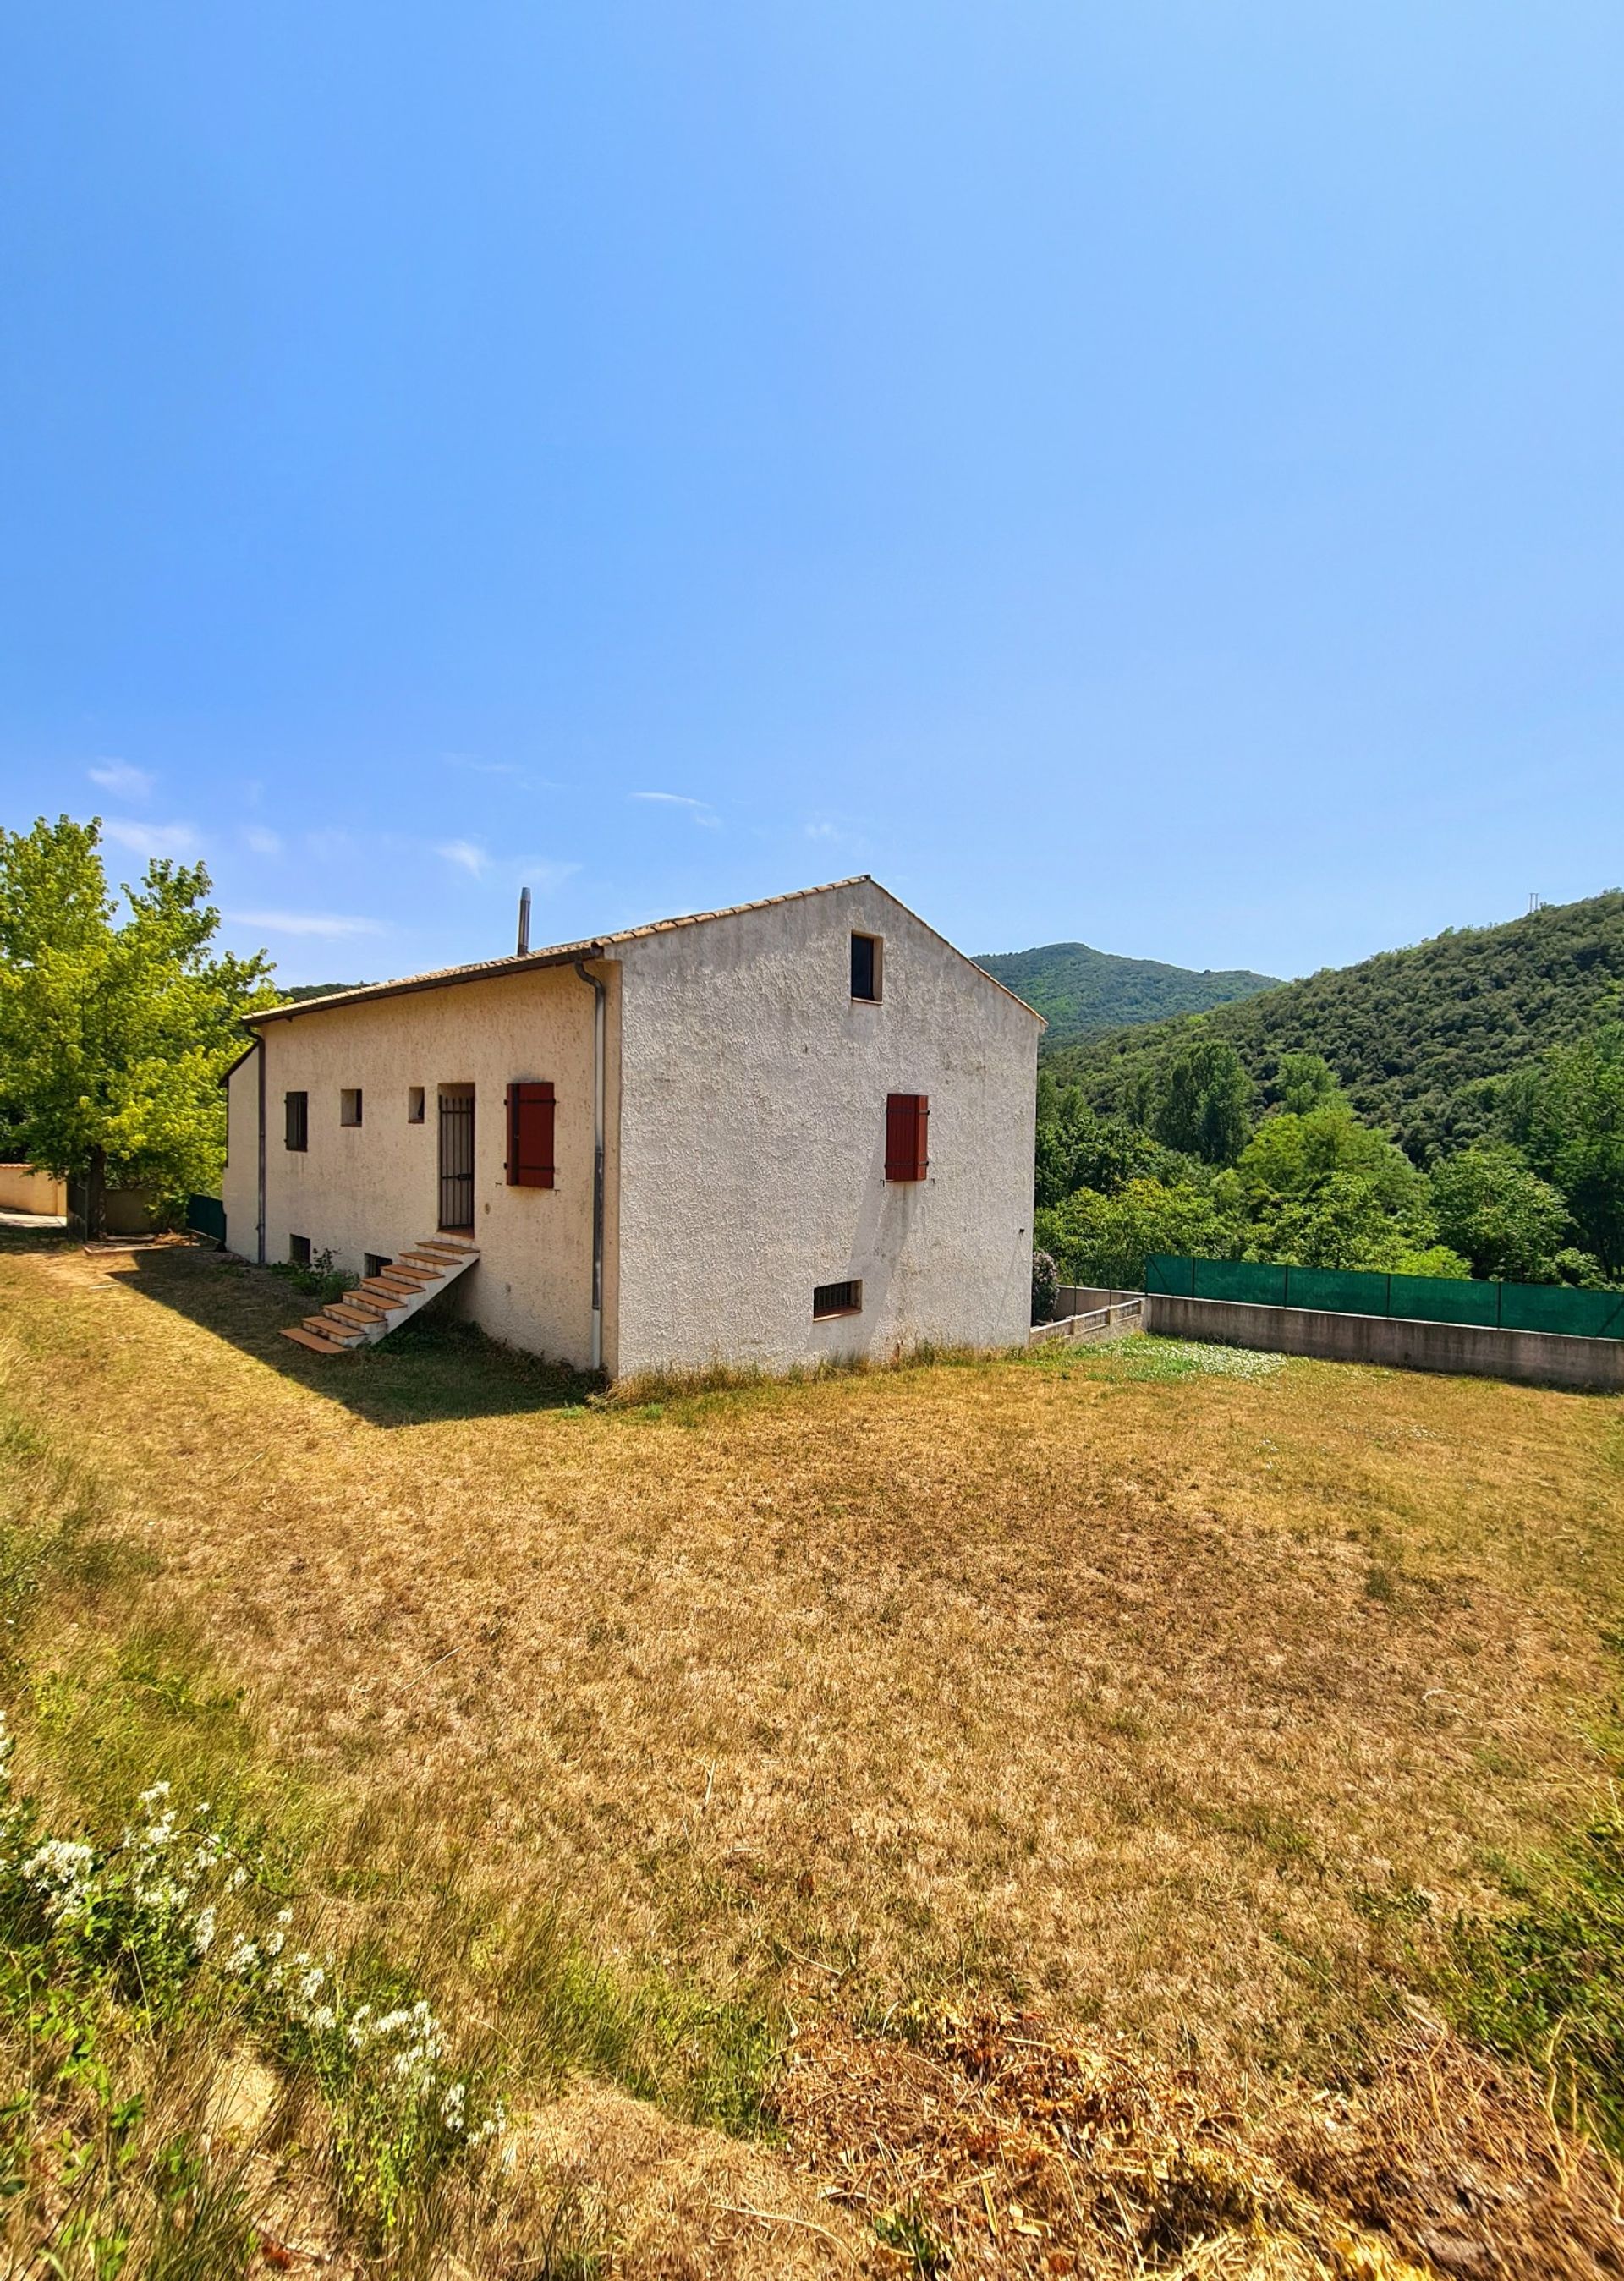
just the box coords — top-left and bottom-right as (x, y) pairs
(2, 4), (1620, 986)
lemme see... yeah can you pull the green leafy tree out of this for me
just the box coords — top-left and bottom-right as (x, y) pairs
(1133, 1037), (1253, 1165)
(1430, 1143), (1573, 1283)
(1035, 1176), (1240, 1289)
(1504, 1023), (1624, 1279)
(1236, 1099), (1428, 1216)
(1272, 1050), (1340, 1116)
(1247, 1171), (1464, 1275)
(1034, 1086), (1176, 1209)
(0, 815), (275, 1233)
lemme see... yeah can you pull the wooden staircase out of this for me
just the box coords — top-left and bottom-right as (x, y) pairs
(279, 1238), (479, 1357)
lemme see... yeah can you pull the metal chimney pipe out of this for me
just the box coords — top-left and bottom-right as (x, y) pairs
(517, 886), (531, 955)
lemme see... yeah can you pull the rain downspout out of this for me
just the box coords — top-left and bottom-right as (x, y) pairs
(573, 958), (606, 1373)
(255, 1034), (266, 1265)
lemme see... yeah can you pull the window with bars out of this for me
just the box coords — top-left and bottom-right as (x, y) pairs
(284, 1092), (308, 1152)
(885, 1093), (929, 1182)
(813, 1279), (862, 1319)
(506, 1081), (556, 1188)
(288, 1233), (311, 1268)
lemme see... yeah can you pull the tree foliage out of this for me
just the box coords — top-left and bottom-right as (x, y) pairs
(0, 816), (275, 1228)
(1131, 1038), (1253, 1165)
(1503, 1024), (1624, 1279)
(1430, 1143), (1577, 1284)
(1032, 892), (1624, 1294)
(1046, 891), (1624, 1160)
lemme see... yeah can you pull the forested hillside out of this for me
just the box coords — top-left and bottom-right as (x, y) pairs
(1045, 891), (1624, 1160)
(977, 940), (1277, 1046)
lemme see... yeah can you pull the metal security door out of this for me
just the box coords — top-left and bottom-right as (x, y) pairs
(437, 1089), (475, 1230)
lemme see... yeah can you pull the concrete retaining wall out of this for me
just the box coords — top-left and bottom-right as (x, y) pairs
(1144, 1292), (1624, 1394)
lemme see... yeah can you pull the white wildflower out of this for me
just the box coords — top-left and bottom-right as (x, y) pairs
(192, 1905), (217, 1954)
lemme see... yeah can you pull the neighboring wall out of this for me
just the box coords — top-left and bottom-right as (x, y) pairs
(0, 1165), (67, 1215)
(1145, 1292), (1624, 1394)
(225, 963), (620, 1371)
(614, 883), (1040, 1376)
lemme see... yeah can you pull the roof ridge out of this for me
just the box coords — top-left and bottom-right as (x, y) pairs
(244, 876), (878, 1025)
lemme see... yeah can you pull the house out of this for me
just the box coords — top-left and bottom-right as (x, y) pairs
(222, 877), (1042, 1378)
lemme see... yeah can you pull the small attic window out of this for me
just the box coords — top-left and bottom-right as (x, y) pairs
(408, 1087), (425, 1124)
(850, 933), (881, 1002)
(340, 1088), (363, 1128)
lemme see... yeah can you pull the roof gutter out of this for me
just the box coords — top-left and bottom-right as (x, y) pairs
(572, 959), (606, 1375)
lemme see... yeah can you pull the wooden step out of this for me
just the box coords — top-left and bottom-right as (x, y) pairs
(281, 1324), (349, 1356)
(372, 1267), (436, 1291)
(398, 1251), (455, 1273)
(324, 1303), (381, 1331)
(428, 1235), (477, 1252)
(337, 1292), (393, 1319)
(304, 1314), (365, 1345)
(357, 1279), (411, 1304)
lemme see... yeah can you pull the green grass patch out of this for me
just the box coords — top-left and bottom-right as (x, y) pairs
(1446, 1746), (1624, 2153)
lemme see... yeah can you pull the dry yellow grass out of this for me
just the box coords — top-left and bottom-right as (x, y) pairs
(3, 1230), (1622, 2273)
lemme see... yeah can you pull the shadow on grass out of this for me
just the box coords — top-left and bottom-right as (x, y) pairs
(95, 1241), (598, 1427)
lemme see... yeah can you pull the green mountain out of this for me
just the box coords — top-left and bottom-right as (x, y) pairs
(975, 941), (1279, 1047)
(1046, 891), (1624, 1160)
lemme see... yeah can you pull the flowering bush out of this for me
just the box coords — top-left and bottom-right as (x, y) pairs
(1030, 1248), (1060, 1326)
(0, 1716), (502, 2242)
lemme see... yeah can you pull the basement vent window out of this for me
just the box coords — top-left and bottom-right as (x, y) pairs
(850, 932), (881, 1002)
(340, 1088), (364, 1127)
(365, 1253), (391, 1280)
(813, 1279), (862, 1320)
(288, 1234), (311, 1268)
(284, 1092), (308, 1152)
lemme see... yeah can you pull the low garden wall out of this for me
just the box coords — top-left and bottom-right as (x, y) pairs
(1144, 1292), (1624, 1394)
(0, 1164), (67, 1215)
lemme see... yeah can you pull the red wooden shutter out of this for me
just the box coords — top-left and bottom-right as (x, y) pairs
(885, 1092), (929, 1182)
(506, 1081), (556, 1188)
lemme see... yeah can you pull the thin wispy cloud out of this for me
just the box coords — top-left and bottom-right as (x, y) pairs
(630, 791), (720, 828)
(102, 818), (201, 861)
(88, 760), (156, 800)
(512, 858), (583, 895)
(436, 838), (491, 877)
(242, 826), (283, 857)
(228, 910), (387, 938)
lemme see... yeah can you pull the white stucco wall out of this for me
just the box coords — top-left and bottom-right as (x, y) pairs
(223, 963), (620, 1371)
(613, 884), (1039, 1376)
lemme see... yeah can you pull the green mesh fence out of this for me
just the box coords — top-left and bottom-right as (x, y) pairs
(1144, 1256), (1624, 1341)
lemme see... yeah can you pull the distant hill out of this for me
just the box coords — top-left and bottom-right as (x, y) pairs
(1046, 891), (1624, 1160)
(275, 982), (374, 1004)
(975, 941), (1280, 1047)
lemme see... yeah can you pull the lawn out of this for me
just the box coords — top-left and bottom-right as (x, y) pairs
(2, 1227), (1621, 2277)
